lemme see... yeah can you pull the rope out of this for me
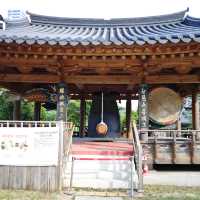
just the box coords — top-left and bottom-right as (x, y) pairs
(73, 157), (131, 161)
(101, 92), (104, 122)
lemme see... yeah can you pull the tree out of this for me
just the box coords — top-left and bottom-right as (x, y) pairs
(67, 100), (92, 127)
(21, 101), (34, 120)
(0, 89), (13, 120)
(0, 88), (139, 130)
(119, 106), (138, 131)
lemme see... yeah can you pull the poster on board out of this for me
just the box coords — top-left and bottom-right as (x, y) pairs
(0, 127), (59, 166)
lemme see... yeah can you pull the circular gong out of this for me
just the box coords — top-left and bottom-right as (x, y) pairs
(96, 122), (108, 135)
(149, 87), (182, 125)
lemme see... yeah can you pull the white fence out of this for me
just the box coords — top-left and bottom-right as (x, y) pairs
(0, 121), (64, 192)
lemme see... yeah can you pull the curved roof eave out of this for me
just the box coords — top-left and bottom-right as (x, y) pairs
(2, 8), (200, 46)
(27, 9), (189, 26)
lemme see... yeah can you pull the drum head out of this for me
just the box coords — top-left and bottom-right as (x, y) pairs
(149, 87), (182, 125)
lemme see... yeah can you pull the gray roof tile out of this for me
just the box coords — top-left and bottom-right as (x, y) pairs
(1, 9), (200, 46)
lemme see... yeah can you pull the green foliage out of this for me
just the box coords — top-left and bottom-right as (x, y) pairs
(0, 88), (57, 121)
(0, 90), (13, 120)
(41, 109), (56, 121)
(132, 111), (138, 122)
(67, 100), (80, 126)
(67, 100), (92, 127)
(0, 88), (138, 130)
(21, 101), (34, 120)
(119, 106), (138, 131)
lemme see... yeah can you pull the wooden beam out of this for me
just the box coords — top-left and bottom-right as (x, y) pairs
(34, 102), (41, 121)
(80, 97), (86, 137)
(65, 74), (200, 84)
(192, 89), (200, 130)
(127, 84), (135, 91)
(0, 74), (60, 83)
(1, 41), (200, 55)
(0, 73), (199, 85)
(76, 84), (84, 90)
(17, 66), (33, 74)
(13, 100), (21, 120)
(0, 57), (57, 66)
(126, 97), (132, 139)
(146, 75), (200, 84)
(176, 117), (182, 137)
(69, 94), (138, 100)
(65, 75), (141, 84)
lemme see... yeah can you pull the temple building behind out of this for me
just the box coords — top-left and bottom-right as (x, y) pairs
(0, 8), (200, 192)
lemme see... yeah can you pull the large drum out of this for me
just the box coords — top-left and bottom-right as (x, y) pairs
(149, 87), (182, 125)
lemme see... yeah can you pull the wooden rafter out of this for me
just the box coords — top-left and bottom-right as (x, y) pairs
(0, 73), (198, 85)
(146, 75), (200, 84)
(0, 42), (200, 90)
(0, 74), (60, 83)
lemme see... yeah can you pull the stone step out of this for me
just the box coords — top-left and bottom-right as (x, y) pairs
(63, 154), (138, 189)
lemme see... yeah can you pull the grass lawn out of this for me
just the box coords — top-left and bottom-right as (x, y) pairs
(0, 190), (61, 200)
(0, 185), (200, 199)
(136, 185), (200, 200)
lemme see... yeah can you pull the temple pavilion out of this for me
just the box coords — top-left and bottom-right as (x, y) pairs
(0, 9), (200, 165)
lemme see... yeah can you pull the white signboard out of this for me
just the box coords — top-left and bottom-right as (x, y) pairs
(0, 127), (59, 166)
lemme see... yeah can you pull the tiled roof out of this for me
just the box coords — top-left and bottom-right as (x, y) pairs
(1, 9), (200, 46)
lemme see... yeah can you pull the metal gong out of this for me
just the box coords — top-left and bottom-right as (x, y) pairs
(149, 87), (182, 125)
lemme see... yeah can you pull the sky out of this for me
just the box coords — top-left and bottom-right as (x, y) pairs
(0, 0), (200, 19)
(0, 0), (199, 110)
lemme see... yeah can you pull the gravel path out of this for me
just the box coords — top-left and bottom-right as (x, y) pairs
(144, 171), (200, 187)
(75, 197), (123, 200)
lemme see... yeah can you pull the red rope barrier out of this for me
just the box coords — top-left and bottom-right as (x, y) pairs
(73, 157), (131, 161)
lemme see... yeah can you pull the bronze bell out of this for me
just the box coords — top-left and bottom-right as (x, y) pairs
(88, 92), (120, 138)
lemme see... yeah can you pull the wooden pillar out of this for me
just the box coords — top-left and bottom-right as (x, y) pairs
(192, 90), (199, 130)
(56, 82), (68, 191)
(176, 117), (181, 130)
(34, 102), (41, 121)
(176, 117), (181, 137)
(191, 89), (199, 163)
(80, 97), (86, 137)
(56, 82), (68, 121)
(138, 84), (149, 141)
(126, 96), (132, 139)
(13, 100), (21, 120)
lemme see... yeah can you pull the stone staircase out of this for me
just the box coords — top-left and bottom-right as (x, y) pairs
(63, 140), (138, 189)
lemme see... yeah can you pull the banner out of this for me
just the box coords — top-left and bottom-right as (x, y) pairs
(0, 127), (59, 166)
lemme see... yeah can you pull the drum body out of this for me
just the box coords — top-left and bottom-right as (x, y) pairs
(149, 87), (182, 125)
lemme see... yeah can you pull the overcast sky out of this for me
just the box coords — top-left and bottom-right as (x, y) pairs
(0, 0), (200, 19)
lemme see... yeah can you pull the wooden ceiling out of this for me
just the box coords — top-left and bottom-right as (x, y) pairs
(0, 41), (200, 97)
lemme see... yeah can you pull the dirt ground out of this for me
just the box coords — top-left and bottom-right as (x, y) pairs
(0, 185), (200, 200)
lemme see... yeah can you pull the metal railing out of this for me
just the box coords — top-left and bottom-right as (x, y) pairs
(69, 156), (135, 197)
(132, 122), (143, 193)
(140, 129), (200, 141)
